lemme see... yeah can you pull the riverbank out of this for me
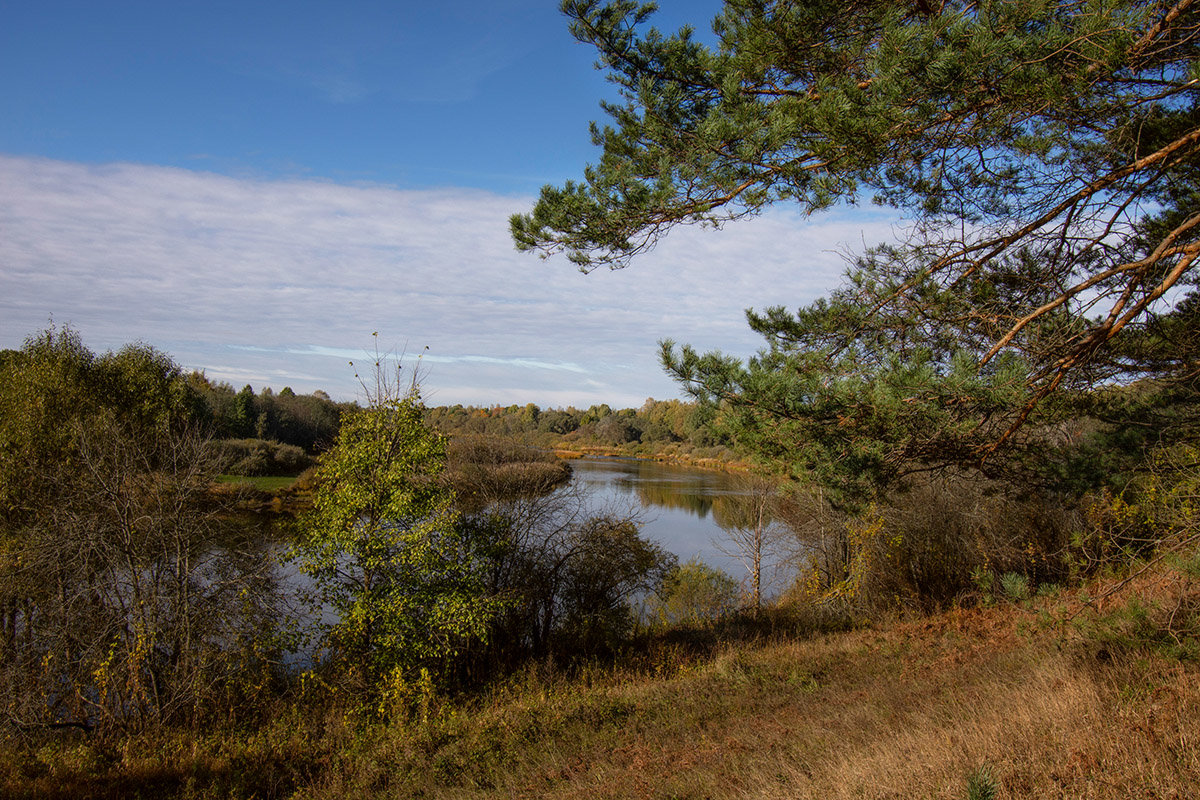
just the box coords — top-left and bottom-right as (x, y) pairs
(550, 444), (750, 473)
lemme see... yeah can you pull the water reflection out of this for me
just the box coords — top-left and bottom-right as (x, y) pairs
(568, 457), (752, 577)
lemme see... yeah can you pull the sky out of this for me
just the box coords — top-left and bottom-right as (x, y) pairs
(1, 0), (901, 408)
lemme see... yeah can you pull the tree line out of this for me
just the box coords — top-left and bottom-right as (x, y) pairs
(177, 374), (733, 475)
(425, 397), (731, 458)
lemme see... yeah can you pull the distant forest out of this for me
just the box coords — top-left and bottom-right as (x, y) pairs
(186, 374), (737, 474)
(0, 346), (736, 478)
(423, 398), (734, 459)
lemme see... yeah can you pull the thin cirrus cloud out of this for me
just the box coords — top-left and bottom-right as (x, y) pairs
(1, 154), (902, 408)
(233, 344), (589, 375)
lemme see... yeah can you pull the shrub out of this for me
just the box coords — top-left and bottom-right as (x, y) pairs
(783, 471), (1079, 613)
(215, 438), (313, 476)
(1000, 572), (1031, 603)
(648, 558), (740, 628)
(965, 764), (999, 800)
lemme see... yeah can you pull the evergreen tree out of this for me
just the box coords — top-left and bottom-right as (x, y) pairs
(232, 384), (256, 438)
(514, 0), (1200, 498)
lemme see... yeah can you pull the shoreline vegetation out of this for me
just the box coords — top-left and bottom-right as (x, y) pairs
(548, 446), (749, 472)
(5, 328), (1199, 798)
(195, 378), (752, 511)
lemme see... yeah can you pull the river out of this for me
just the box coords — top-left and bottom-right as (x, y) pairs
(567, 457), (755, 579)
(276, 456), (767, 666)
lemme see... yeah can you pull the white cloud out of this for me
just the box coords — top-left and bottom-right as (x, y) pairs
(0, 155), (900, 406)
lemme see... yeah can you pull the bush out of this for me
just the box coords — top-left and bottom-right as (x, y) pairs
(1000, 572), (1031, 603)
(215, 438), (313, 476)
(648, 558), (740, 628)
(444, 435), (572, 511)
(965, 764), (999, 800)
(783, 471), (1079, 613)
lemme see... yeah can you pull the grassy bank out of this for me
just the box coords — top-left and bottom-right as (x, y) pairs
(6, 571), (1198, 799)
(216, 474), (301, 492)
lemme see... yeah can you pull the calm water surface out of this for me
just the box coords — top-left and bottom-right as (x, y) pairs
(568, 457), (752, 577)
(277, 457), (761, 665)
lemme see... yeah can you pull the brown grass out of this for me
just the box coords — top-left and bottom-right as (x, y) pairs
(5, 593), (1199, 799)
(747, 637), (1200, 799)
(283, 599), (1200, 799)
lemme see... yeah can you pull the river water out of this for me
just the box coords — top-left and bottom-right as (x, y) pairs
(274, 457), (763, 666)
(567, 457), (752, 578)
(277, 457), (761, 624)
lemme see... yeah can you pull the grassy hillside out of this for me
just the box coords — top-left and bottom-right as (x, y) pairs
(8, 570), (1198, 799)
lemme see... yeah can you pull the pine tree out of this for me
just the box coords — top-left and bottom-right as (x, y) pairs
(514, 0), (1200, 498)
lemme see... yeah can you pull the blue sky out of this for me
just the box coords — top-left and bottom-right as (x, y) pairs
(1, 0), (898, 407)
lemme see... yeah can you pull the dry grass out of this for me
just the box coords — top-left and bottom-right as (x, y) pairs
(747, 637), (1200, 799)
(286, 598), (1200, 799)
(6, 590), (1199, 799)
